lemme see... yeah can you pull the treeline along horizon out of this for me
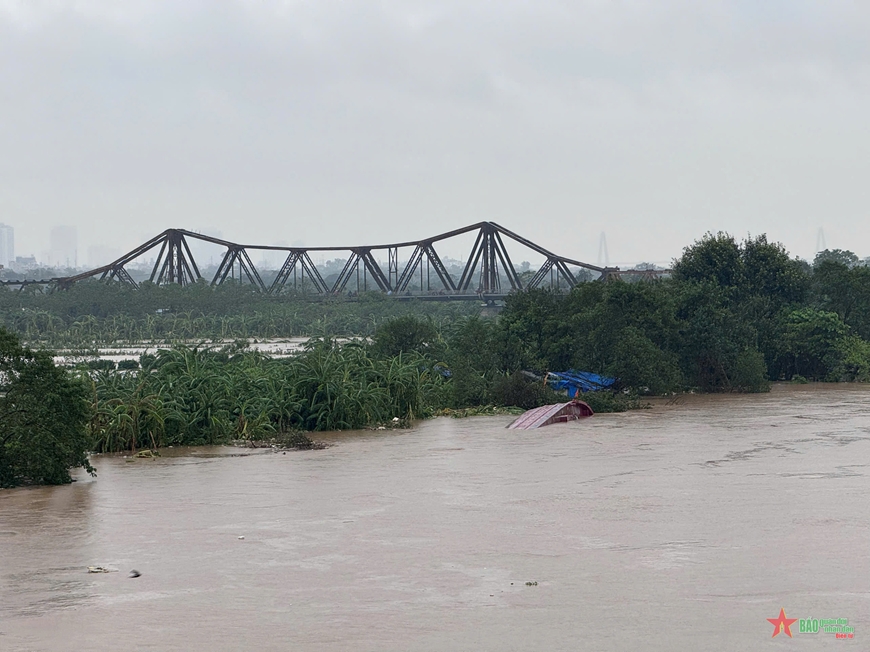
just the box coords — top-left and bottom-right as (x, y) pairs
(4, 231), (870, 483)
(0, 232), (868, 392)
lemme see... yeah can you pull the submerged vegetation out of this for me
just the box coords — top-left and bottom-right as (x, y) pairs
(2, 233), (870, 485)
(86, 339), (444, 452)
(84, 311), (646, 454)
(0, 283), (479, 346)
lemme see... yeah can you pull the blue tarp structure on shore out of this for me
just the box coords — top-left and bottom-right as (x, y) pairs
(546, 370), (617, 397)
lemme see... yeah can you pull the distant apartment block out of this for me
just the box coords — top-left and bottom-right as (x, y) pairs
(0, 223), (14, 268)
(13, 255), (38, 271)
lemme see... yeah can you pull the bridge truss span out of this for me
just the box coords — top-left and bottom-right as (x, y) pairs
(56, 222), (628, 298)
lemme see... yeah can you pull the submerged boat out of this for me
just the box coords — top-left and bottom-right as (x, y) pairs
(506, 399), (594, 430)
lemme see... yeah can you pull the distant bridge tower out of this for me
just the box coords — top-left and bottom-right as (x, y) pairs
(597, 232), (610, 267)
(815, 227), (827, 254)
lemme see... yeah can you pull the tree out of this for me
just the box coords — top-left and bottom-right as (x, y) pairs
(741, 235), (808, 305)
(672, 232), (743, 288)
(604, 326), (682, 394)
(813, 249), (860, 269)
(676, 281), (754, 391)
(811, 262), (870, 339)
(0, 328), (93, 488)
(777, 308), (849, 380)
(828, 335), (870, 382)
(372, 315), (439, 358)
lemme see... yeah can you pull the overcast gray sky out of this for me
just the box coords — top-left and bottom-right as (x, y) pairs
(2, 0), (869, 268)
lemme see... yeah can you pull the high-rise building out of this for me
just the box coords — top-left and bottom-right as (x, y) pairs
(0, 224), (14, 268)
(49, 225), (78, 268)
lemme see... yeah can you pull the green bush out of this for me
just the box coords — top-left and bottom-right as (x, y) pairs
(777, 308), (849, 380)
(490, 372), (563, 409)
(448, 359), (490, 408)
(828, 335), (870, 382)
(731, 349), (770, 392)
(87, 359), (117, 371)
(372, 315), (440, 358)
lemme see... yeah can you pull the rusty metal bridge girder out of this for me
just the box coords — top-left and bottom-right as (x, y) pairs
(100, 265), (139, 288)
(212, 246), (266, 291)
(49, 222), (637, 296)
(269, 250), (329, 294)
(150, 230), (202, 287)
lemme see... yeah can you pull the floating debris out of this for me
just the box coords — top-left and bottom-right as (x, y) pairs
(87, 566), (116, 574)
(525, 581), (538, 586)
(129, 570), (141, 578)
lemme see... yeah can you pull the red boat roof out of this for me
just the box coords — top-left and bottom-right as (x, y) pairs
(507, 400), (593, 429)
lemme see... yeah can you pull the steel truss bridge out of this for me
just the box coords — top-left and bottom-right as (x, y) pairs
(36, 222), (652, 299)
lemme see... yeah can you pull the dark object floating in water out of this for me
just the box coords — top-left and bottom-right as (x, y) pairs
(507, 400), (594, 430)
(129, 570), (141, 578)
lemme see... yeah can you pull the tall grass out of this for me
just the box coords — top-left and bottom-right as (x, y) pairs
(86, 339), (445, 452)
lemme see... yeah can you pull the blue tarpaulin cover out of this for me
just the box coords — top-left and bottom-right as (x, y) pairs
(546, 371), (617, 397)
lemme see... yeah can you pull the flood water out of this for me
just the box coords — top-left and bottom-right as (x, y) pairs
(1, 384), (868, 650)
(53, 337), (315, 366)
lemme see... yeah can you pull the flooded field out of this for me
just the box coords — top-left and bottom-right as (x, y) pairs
(51, 337), (316, 365)
(1, 384), (868, 650)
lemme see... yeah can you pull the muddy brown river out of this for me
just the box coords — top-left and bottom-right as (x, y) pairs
(1, 384), (868, 650)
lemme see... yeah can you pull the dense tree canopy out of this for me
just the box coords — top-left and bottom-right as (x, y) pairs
(491, 235), (870, 391)
(0, 329), (93, 487)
